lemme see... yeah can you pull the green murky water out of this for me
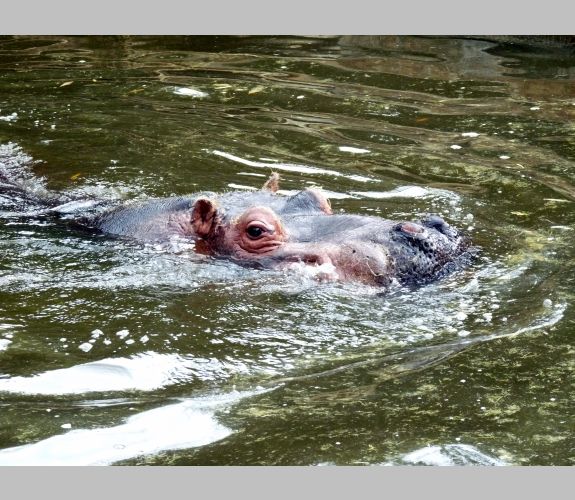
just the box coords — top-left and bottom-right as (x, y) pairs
(0, 36), (573, 466)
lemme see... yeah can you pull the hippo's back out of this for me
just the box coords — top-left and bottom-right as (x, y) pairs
(96, 196), (198, 241)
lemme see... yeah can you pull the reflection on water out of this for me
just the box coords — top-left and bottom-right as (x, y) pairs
(0, 389), (268, 466)
(398, 443), (507, 466)
(0, 36), (573, 466)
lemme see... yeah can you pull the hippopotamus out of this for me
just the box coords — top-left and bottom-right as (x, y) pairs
(1, 152), (472, 288)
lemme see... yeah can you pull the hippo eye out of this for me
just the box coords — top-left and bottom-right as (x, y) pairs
(246, 225), (265, 239)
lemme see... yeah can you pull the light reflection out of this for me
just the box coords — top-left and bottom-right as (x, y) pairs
(350, 185), (461, 201)
(399, 444), (507, 466)
(171, 87), (208, 98)
(212, 149), (374, 183)
(0, 389), (269, 466)
(0, 352), (256, 395)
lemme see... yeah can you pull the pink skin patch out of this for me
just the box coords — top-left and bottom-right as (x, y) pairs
(224, 206), (287, 258)
(399, 222), (424, 235)
(193, 192), (394, 286)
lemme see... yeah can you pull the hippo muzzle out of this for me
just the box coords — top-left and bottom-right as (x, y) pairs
(258, 239), (396, 286)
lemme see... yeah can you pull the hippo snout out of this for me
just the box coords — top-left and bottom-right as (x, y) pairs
(268, 241), (396, 287)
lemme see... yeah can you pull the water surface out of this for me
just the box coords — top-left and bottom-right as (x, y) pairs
(0, 36), (573, 465)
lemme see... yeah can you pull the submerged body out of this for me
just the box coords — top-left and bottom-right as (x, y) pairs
(1, 149), (472, 288)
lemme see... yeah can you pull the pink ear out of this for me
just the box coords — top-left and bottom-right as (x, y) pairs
(262, 172), (280, 192)
(191, 198), (218, 237)
(305, 188), (332, 215)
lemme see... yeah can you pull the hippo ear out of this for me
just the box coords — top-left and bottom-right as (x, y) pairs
(262, 172), (280, 193)
(307, 188), (332, 215)
(282, 188), (332, 215)
(191, 198), (218, 237)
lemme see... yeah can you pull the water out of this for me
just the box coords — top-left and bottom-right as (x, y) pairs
(0, 36), (573, 466)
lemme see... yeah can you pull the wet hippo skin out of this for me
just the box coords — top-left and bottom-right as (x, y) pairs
(90, 173), (472, 287)
(1, 165), (473, 288)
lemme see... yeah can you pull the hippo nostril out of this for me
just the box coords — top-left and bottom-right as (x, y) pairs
(394, 222), (427, 241)
(422, 214), (457, 238)
(394, 222), (424, 235)
(424, 215), (446, 228)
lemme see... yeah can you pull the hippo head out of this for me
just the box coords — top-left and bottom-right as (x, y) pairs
(188, 174), (470, 287)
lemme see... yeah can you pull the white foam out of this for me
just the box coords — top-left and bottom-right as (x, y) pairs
(286, 261), (339, 281)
